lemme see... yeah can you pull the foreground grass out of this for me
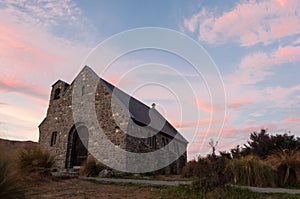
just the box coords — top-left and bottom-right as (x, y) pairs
(22, 177), (300, 199)
(163, 185), (300, 199)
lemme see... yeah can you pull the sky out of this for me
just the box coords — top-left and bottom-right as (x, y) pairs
(0, 0), (300, 159)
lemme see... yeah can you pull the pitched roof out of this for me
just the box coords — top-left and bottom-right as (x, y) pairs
(99, 77), (188, 143)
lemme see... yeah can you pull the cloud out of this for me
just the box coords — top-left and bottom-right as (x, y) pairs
(0, 76), (48, 101)
(0, 102), (8, 106)
(284, 118), (300, 123)
(184, 0), (300, 46)
(196, 98), (212, 113)
(173, 118), (212, 129)
(228, 45), (300, 85)
(0, 1), (97, 142)
(228, 99), (252, 110)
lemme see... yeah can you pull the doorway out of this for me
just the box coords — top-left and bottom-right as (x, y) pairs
(65, 125), (89, 168)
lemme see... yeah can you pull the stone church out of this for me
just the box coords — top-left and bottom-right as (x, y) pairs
(39, 66), (187, 174)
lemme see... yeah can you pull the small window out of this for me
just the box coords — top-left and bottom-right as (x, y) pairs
(50, 132), (57, 146)
(162, 137), (166, 146)
(152, 136), (157, 149)
(54, 88), (61, 100)
(81, 85), (86, 96)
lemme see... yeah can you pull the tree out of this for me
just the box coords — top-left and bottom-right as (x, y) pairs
(209, 138), (218, 158)
(242, 129), (300, 159)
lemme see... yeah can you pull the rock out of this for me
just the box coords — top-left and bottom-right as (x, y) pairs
(98, 169), (113, 178)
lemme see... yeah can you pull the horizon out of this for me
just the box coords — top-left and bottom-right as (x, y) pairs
(1, 0), (300, 160)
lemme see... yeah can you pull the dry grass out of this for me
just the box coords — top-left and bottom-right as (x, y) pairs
(17, 146), (55, 176)
(267, 149), (300, 186)
(0, 144), (22, 198)
(225, 155), (276, 187)
(80, 158), (107, 177)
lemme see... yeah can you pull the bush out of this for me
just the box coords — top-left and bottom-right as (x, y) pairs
(267, 149), (300, 186)
(192, 156), (228, 192)
(0, 147), (21, 198)
(182, 160), (199, 178)
(17, 146), (55, 176)
(80, 158), (107, 177)
(225, 155), (276, 187)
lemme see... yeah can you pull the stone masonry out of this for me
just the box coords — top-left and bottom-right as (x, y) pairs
(39, 66), (188, 174)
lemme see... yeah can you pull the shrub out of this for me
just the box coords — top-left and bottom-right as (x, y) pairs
(182, 160), (199, 178)
(0, 147), (21, 198)
(17, 146), (55, 176)
(267, 149), (300, 186)
(225, 155), (276, 187)
(80, 158), (107, 177)
(190, 156), (228, 192)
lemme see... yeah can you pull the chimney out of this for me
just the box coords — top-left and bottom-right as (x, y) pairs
(151, 103), (156, 109)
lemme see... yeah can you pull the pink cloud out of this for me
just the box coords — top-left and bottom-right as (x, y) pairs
(0, 76), (48, 101)
(173, 118), (212, 129)
(196, 98), (212, 113)
(284, 118), (300, 123)
(184, 0), (300, 46)
(229, 45), (300, 85)
(228, 99), (252, 110)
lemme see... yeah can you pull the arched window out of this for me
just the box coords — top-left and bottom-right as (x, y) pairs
(54, 88), (61, 99)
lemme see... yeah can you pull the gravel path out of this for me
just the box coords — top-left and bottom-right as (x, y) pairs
(80, 176), (192, 186)
(228, 184), (300, 194)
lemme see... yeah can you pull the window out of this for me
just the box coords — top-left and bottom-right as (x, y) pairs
(152, 136), (157, 149)
(81, 85), (86, 96)
(54, 88), (61, 99)
(162, 137), (166, 146)
(50, 132), (57, 146)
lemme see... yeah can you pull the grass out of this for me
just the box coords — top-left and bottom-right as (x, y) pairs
(80, 158), (107, 177)
(88, 180), (300, 199)
(225, 155), (276, 187)
(17, 146), (55, 177)
(267, 149), (300, 186)
(0, 151), (22, 198)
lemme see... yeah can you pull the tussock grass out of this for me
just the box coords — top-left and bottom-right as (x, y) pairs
(0, 145), (21, 198)
(80, 158), (107, 177)
(267, 149), (300, 186)
(225, 155), (276, 187)
(17, 146), (55, 176)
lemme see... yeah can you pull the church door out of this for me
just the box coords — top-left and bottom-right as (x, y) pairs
(66, 125), (89, 168)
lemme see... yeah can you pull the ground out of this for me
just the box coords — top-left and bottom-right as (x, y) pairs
(24, 178), (170, 199)
(22, 177), (300, 199)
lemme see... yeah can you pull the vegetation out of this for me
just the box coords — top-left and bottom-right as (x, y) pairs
(80, 158), (107, 177)
(17, 146), (55, 176)
(267, 149), (300, 186)
(0, 147), (21, 198)
(225, 155), (276, 187)
(182, 128), (300, 193)
(239, 129), (300, 159)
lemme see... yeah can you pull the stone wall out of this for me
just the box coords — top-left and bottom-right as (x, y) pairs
(39, 67), (187, 174)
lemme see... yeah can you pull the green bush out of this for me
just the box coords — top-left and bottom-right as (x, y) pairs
(80, 158), (107, 177)
(18, 146), (55, 176)
(225, 155), (276, 187)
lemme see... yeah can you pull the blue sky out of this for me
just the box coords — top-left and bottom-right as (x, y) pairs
(0, 0), (300, 159)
